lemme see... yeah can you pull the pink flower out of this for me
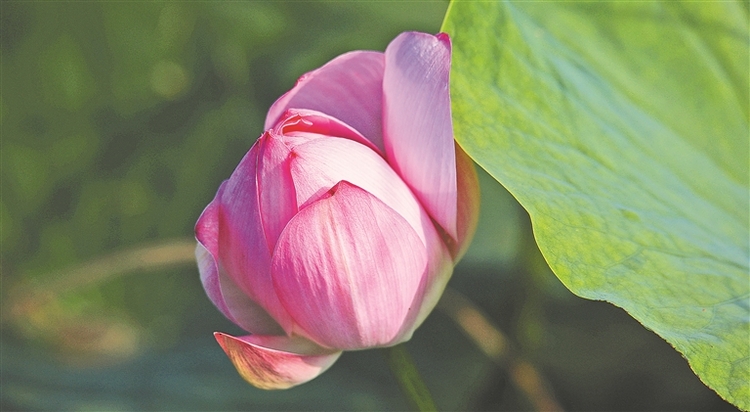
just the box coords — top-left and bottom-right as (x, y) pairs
(195, 31), (480, 389)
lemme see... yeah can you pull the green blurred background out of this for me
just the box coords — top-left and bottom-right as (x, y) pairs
(0, 2), (738, 410)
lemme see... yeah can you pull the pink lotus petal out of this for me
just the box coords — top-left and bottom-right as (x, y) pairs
(286, 136), (430, 246)
(398, 240), (454, 342)
(271, 181), (427, 350)
(196, 243), (284, 335)
(283, 135), (457, 344)
(265, 51), (386, 151)
(274, 108), (382, 156)
(256, 132), (298, 251)
(452, 143), (481, 261)
(195, 200), (232, 321)
(207, 144), (294, 333)
(214, 332), (341, 390)
(383, 32), (458, 240)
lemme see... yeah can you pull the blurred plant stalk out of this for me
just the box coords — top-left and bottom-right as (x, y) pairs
(3, 239), (196, 365)
(5, 238), (562, 412)
(6, 240), (196, 304)
(438, 288), (564, 412)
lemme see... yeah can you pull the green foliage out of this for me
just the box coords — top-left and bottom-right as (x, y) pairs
(443, 1), (749, 409)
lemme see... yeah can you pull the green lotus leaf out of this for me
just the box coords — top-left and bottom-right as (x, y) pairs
(443, 1), (749, 409)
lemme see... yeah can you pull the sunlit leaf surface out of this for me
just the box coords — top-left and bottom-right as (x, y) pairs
(443, 2), (749, 408)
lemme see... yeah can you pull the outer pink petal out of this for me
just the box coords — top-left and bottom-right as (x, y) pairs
(452, 143), (480, 261)
(195, 198), (226, 309)
(196, 243), (284, 335)
(271, 181), (428, 350)
(214, 332), (341, 390)
(265, 51), (386, 151)
(283, 134), (457, 345)
(383, 32), (458, 240)
(256, 132), (298, 251)
(286, 136), (430, 247)
(200, 143), (294, 333)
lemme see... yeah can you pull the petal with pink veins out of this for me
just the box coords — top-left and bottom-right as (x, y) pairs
(256, 132), (298, 251)
(383, 32), (457, 240)
(204, 143), (294, 333)
(286, 136), (429, 246)
(265, 51), (386, 151)
(284, 135), (456, 345)
(214, 332), (342, 390)
(196, 243), (285, 335)
(271, 181), (427, 350)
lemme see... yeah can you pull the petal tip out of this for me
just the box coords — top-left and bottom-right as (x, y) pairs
(436, 32), (451, 48)
(214, 332), (341, 390)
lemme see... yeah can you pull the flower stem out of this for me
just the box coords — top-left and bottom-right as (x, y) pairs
(384, 344), (437, 411)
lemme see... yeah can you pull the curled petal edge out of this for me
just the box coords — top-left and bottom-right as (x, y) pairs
(214, 332), (342, 390)
(273, 108), (382, 156)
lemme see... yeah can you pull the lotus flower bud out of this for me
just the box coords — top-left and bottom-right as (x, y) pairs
(196, 31), (479, 389)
